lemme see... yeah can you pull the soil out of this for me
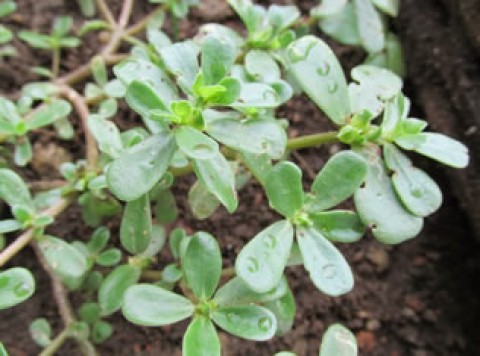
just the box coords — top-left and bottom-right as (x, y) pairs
(1, 1), (480, 356)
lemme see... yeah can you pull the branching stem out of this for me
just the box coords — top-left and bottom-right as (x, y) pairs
(95, 0), (116, 27)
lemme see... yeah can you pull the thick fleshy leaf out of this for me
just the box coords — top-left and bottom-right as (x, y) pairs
(188, 180), (221, 220)
(182, 232), (222, 300)
(372, 0), (399, 16)
(192, 150), (237, 213)
(201, 35), (235, 85)
(286, 36), (350, 124)
(263, 287), (296, 336)
(0, 220), (23, 234)
(310, 210), (365, 243)
(214, 276), (288, 307)
(0, 1), (16, 17)
(267, 4), (300, 30)
(14, 139), (33, 167)
(233, 83), (280, 108)
(0, 169), (34, 209)
(380, 93), (409, 137)
(175, 126), (219, 160)
(107, 132), (176, 201)
(155, 189), (178, 224)
(318, 2), (361, 46)
(206, 117), (287, 160)
(297, 227), (354, 296)
(212, 305), (277, 341)
(126, 80), (167, 117)
(354, 0), (385, 53)
(395, 132), (469, 169)
(29, 318), (52, 347)
(88, 114), (123, 158)
(245, 50), (280, 83)
(236, 220), (293, 293)
(308, 151), (367, 211)
(183, 316), (220, 356)
(384, 143), (442, 217)
(0, 342), (6, 356)
(197, 24), (244, 52)
(238, 152), (272, 186)
(160, 41), (200, 92)
(122, 284), (194, 326)
(319, 324), (357, 356)
(98, 264), (141, 316)
(120, 194), (152, 254)
(139, 224), (166, 258)
(38, 236), (88, 290)
(311, 0), (347, 17)
(265, 162), (304, 218)
(0, 267), (35, 310)
(354, 146), (423, 244)
(26, 100), (71, 130)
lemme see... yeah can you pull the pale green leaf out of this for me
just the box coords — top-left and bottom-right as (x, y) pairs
(309, 210), (365, 243)
(319, 324), (357, 356)
(120, 194), (152, 254)
(183, 316), (220, 356)
(0, 267), (35, 310)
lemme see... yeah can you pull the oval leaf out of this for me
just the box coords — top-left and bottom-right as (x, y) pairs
(0, 169), (33, 209)
(263, 287), (296, 336)
(309, 210), (365, 243)
(183, 316), (220, 356)
(320, 324), (357, 356)
(0, 267), (35, 310)
(120, 194), (152, 254)
(175, 126), (219, 160)
(354, 0), (385, 53)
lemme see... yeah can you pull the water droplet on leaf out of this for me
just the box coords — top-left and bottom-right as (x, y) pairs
(327, 81), (338, 93)
(322, 263), (336, 279)
(258, 316), (272, 332)
(246, 256), (259, 273)
(316, 62), (330, 76)
(14, 282), (31, 297)
(262, 235), (276, 249)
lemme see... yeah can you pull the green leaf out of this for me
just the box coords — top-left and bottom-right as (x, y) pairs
(79, 302), (101, 323)
(0, 342), (6, 356)
(233, 83), (280, 108)
(263, 287), (296, 336)
(0, 169), (34, 209)
(159, 41), (200, 92)
(395, 132), (469, 169)
(122, 284), (194, 326)
(91, 320), (113, 344)
(87, 227), (110, 254)
(183, 316), (220, 356)
(354, 0), (385, 53)
(0, 220), (23, 234)
(238, 151), (272, 186)
(206, 118), (287, 160)
(26, 100), (71, 130)
(319, 324), (357, 356)
(18, 31), (52, 49)
(318, 2), (360, 46)
(0, 267), (35, 310)
(311, 0), (347, 17)
(308, 151), (367, 212)
(126, 80), (168, 118)
(52, 16), (73, 38)
(380, 93), (409, 137)
(98, 264), (141, 316)
(372, 0), (399, 17)
(310, 210), (365, 243)
(212, 305), (277, 341)
(96, 248), (122, 267)
(79, 20), (110, 36)
(120, 194), (152, 254)
(139, 224), (166, 258)
(296, 227), (353, 296)
(29, 318), (52, 347)
(59, 36), (81, 48)
(236, 220), (293, 293)
(38, 236), (88, 290)
(175, 126), (219, 160)
(265, 162), (303, 218)
(188, 180), (221, 220)
(0, 1), (16, 17)
(0, 25), (13, 45)
(267, 4), (300, 30)
(214, 276), (288, 307)
(91, 55), (108, 87)
(155, 189), (178, 224)
(14, 139), (32, 167)
(182, 232), (222, 300)
(384, 143), (442, 217)
(286, 36), (350, 124)
(169, 228), (186, 260)
(107, 132), (176, 201)
(201, 35), (235, 85)
(354, 146), (423, 244)
(245, 50), (280, 83)
(192, 150), (237, 213)
(88, 114), (123, 158)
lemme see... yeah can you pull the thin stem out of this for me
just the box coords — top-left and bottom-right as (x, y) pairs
(39, 328), (70, 356)
(102, 0), (135, 55)
(286, 131), (338, 151)
(118, 0), (135, 29)
(124, 5), (165, 36)
(0, 196), (73, 267)
(57, 85), (98, 171)
(28, 180), (67, 191)
(95, 0), (116, 27)
(52, 48), (61, 78)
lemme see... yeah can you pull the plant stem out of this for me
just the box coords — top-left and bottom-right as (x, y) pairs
(39, 328), (70, 356)
(286, 131), (338, 151)
(0, 196), (73, 268)
(95, 0), (116, 27)
(28, 180), (68, 191)
(102, 0), (135, 56)
(124, 5), (165, 36)
(51, 48), (61, 78)
(57, 85), (98, 171)
(118, 0), (135, 29)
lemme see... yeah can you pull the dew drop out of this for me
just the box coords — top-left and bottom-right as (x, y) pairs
(411, 186), (423, 198)
(226, 312), (239, 323)
(262, 234), (276, 249)
(287, 40), (316, 63)
(322, 263), (336, 279)
(14, 282), (32, 297)
(262, 90), (278, 103)
(260, 140), (271, 151)
(246, 256), (259, 273)
(316, 62), (330, 76)
(258, 316), (273, 332)
(327, 81), (338, 94)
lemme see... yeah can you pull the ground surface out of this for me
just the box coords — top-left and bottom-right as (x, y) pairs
(1, 0), (480, 355)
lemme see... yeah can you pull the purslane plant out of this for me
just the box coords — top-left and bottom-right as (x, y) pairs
(0, 0), (470, 355)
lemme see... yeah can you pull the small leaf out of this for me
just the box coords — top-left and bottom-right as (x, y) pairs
(139, 224), (166, 258)
(91, 55), (108, 87)
(265, 162), (304, 218)
(18, 31), (52, 49)
(263, 287), (296, 336)
(0, 169), (34, 209)
(238, 151), (272, 186)
(0, 342), (6, 356)
(120, 194), (152, 254)
(159, 41), (200, 92)
(79, 20), (110, 36)
(96, 248), (122, 267)
(245, 50), (280, 83)
(319, 324), (357, 356)
(182, 232), (222, 300)
(107, 132), (176, 201)
(233, 83), (280, 108)
(308, 151), (367, 211)
(38, 236), (88, 290)
(98, 264), (141, 316)
(155, 189), (178, 224)
(309, 210), (365, 243)
(175, 126), (219, 160)
(188, 180), (221, 220)
(86, 227), (110, 254)
(122, 284), (194, 326)
(354, 146), (423, 244)
(0, 267), (35, 310)
(169, 228), (186, 260)
(318, 2), (360, 46)
(0, 1), (16, 17)
(183, 316), (220, 356)
(201, 35), (235, 85)
(286, 36), (350, 124)
(297, 227), (353, 296)
(91, 320), (113, 344)
(126, 80), (167, 118)
(29, 318), (52, 347)
(395, 132), (469, 169)
(372, 0), (399, 17)
(14, 139), (33, 167)
(0, 220), (23, 234)
(236, 220), (293, 293)
(354, 0), (385, 53)
(88, 114), (123, 158)
(79, 302), (101, 324)
(212, 305), (277, 341)
(52, 16), (73, 38)
(26, 100), (72, 130)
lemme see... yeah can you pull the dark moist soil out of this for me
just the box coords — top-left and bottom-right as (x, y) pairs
(1, 1), (480, 355)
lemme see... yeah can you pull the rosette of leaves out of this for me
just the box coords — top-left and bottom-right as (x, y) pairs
(311, 0), (405, 76)
(236, 151), (367, 297)
(286, 35), (469, 244)
(0, 96), (71, 165)
(122, 231), (293, 355)
(0, 1), (17, 58)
